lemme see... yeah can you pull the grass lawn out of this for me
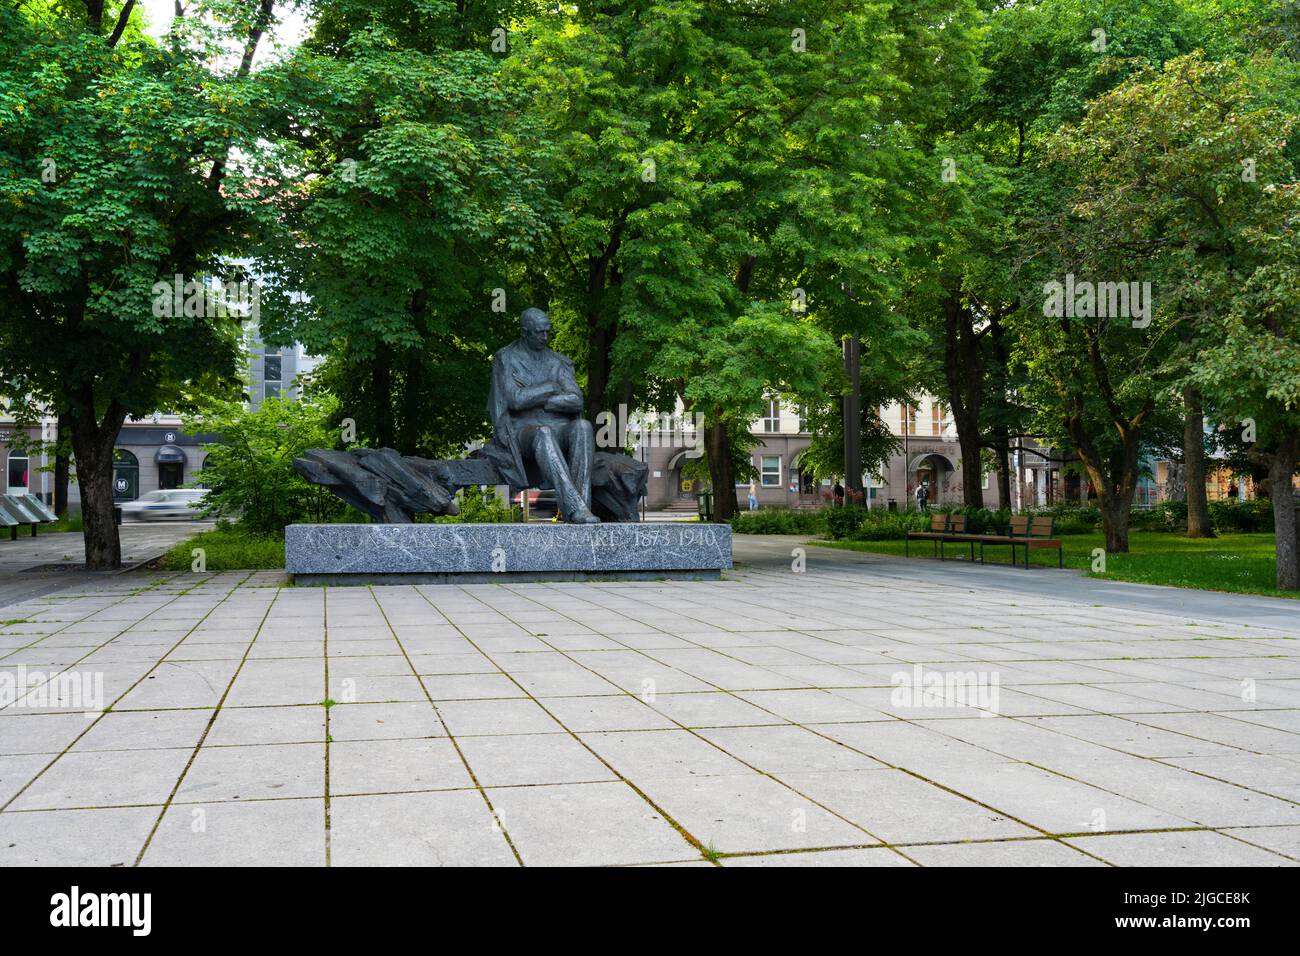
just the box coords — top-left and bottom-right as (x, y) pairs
(43, 513), (83, 534)
(158, 527), (285, 571)
(811, 532), (1294, 599)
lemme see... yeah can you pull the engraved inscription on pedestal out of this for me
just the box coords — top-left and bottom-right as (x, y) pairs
(285, 522), (732, 583)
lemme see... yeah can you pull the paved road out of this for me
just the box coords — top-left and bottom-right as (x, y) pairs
(0, 521), (212, 610)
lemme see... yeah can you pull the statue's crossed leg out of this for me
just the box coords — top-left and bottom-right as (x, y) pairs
(519, 420), (599, 523)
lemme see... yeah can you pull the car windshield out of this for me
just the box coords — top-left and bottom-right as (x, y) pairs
(138, 491), (169, 502)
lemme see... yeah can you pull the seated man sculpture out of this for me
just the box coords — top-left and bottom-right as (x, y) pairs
(476, 308), (600, 524)
(292, 306), (647, 523)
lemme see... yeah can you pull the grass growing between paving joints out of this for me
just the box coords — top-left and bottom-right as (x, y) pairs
(157, 526), (285, 571)
(812, 532), (1292, 599)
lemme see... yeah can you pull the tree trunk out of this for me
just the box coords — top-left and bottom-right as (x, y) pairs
(842, 336), (862, 496)
(704, 418), (736, 523)
(955, 416), (983, 508)
(1183, 386), (1214, 537)
(941, 293), (983, 507)
(371, 344), (393, 449)
(1267, 432), (1300, 590)
(1101, 495), (1131, 553)
(69, 405), (126, 570)
(54, 412), (70, 517)
(585, 320), (612, 425)
(582, 221), (626, 425)
(993, 430), (1012, 510)
(1070, 420), (1144, 554)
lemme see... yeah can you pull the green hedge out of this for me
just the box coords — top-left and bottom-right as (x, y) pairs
(734, 500), (1277, 542)
(1128, 499), (1274, 533)
(730, 509), (827, 535)
(1207, 499), (1274, 533)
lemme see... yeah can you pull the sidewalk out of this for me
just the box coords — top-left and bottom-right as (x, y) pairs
(0, 536), (1295, 866)
(0, 522), (212, 610)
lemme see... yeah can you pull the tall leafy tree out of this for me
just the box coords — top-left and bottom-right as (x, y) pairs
(0, 0), (277, 568)
(253, 0), (553, 457)
(1015, 52), (1296, 553)
(516, 0), (980, 519)
(919, 0), (1211, 513)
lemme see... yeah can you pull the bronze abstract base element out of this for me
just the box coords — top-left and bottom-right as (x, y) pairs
(293, 446), (647, 524)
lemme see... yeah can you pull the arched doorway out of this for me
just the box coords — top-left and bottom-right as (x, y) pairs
(790, 451), (819, 505)
(666, 447), (705, 504)
(113, 449), (139, 500)
(155, 444), (187, 489)
(908, 452), (958, 507)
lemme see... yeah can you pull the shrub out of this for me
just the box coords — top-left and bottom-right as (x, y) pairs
(935, 505), (1010, 534)
(826, 504), (1102, 541)
(730, 508), (827, 535)
(185, 395), (344, 536)
(825, 505), (871, 539)
(1030, 505), (1101, 534)
(1126, 499), (1276, 534)
(1209, 499), (1273, 533)
(1131, 500), (1187, 532)
(850, 510), (930, 540)
(432, 486), (519, 524)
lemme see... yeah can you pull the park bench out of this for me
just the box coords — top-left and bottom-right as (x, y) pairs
(0, 494), (57, 541)
(904, 512), (950, 558)
(937, 513), (978, 562)
(975, 515), (1063, 569)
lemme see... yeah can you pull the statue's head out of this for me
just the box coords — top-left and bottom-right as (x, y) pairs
(520, 307), (551, 352)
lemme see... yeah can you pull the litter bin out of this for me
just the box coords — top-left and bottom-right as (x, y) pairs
(697, 491), (714, 522)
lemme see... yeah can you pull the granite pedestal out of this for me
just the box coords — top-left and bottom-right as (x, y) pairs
(285, 522), (732, 585)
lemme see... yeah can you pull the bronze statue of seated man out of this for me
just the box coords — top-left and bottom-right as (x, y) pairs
(479, 308), (600, 524)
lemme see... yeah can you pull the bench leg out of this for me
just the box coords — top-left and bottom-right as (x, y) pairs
(939, 540), (944, 561)
(969, 541), (975, 561)
(1025, 543), (1030, 569)
(9, 526), (15, 542)
(31, 524), (38, 538)
(1058, 546), (1063, 569)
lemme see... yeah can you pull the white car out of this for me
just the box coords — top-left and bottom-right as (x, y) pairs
(120, 489), (209, 520)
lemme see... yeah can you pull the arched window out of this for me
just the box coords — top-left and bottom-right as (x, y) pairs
(113, 449), (140, 501)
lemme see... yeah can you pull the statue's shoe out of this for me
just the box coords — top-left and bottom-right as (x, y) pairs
(568, 510), (601, 524)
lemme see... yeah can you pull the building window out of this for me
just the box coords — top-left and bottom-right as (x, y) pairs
(903, 403), (918, 435)
(264, 354), (282, 400)
(6, 453), (29, 492)
(762, 398), (780, 433)
(797, 405), (808, 433)
(932, 403), (947, 436)
(113, 449), (140, 500)
(760, 455), (781, 487)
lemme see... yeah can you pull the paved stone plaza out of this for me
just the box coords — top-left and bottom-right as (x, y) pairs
(0, 534), (1297, 866)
